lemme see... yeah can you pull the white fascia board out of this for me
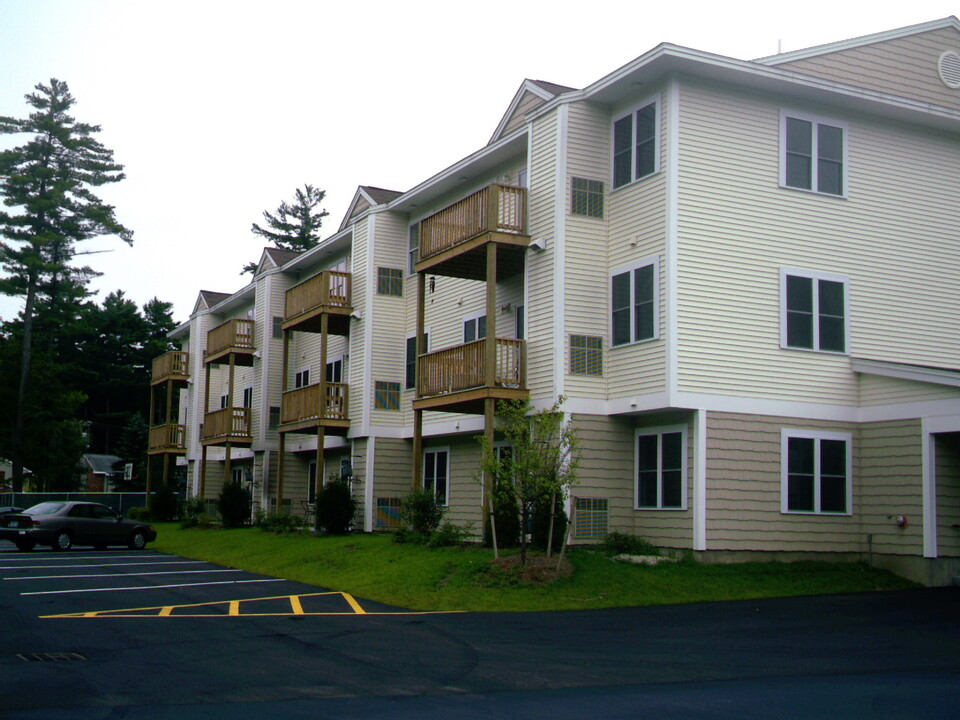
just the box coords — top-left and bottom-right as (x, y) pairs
(169, 319), (191, 340)
(851, 357), (960, 388)
(524, 43), (960, 135)
(490, 79), (562, 144)
(280, 227), (353, 276)
(386, 128), (529, 215)
(755, 16), (960, 65)
(206, 283), (256, 316)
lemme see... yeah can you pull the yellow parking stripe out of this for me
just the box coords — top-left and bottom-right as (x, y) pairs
(159, 606), (174, 616)
(228, 601), (240, 616)
(290, 595), (305, 615)
(342, 593), (366, 615)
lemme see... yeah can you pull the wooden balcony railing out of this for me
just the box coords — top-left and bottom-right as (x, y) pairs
(285, 270), (352, 320)
(202, 407), (251, 441)
(206, 319), (254, 357)
(418, 338), (525, 398)
(281, 382), (349, 424)
(419, 184), (526, 261)
(149, 424), (186, 451)
(151, 351), (189, 383)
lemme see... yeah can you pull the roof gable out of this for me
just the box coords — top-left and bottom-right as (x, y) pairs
(339, 185), (403, 231)
(254, 247), (301, 276)
(490, 79), (576, 143)
(193, 290), (231, 315)
(756, 18), (960, 112)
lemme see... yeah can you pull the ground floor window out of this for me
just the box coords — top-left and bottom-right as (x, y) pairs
(781, 429), (851, 514)
(423, 448), (449, 506)
(635, 426), (686, 509)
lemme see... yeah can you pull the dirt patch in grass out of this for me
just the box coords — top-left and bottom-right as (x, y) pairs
(480, 554), (574, 586)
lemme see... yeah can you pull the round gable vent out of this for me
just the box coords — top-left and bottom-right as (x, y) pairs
(938, 51), (960, 89)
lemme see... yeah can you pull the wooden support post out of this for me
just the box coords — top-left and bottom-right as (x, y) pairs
(162, 452), (170, 488)
(224, 441), (232, 490)
(316, 427), (325, 500)
(199, 444), (208, 499)
(485, 242), (497, 387)
(277, 432), (286, 509)
(319, 312), (328, 419)
(413, 410), (423, 489)
(413, 271), (426, 489)
(483, 397), (495, 527)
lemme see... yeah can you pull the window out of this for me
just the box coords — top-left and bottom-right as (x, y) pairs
(571, 177), (604, 218)
(219, 394), (229, 410)
(570, 335), (603, 375)
(406, 332), (429, 389)
(611, 258), (658, 346)
(232, 467), (244, 484)
(781, 112), (846, 196)
(517, 167), (528, 188)
(780, 269), (848, 353)
(516, 305), (524, 340)
(635, 426), (686, 510)
(326, 357), (343, 383)
(463, 313), (487, 343)
(268, 406), (280, 429)
(781, 430), (851, 514)
(423, 448), (449, 506)
(272, 316), (283, 339)
(294, 367), (310, 389)
(613, 98), (659, 189)
(377, 267), (403, 296)
(242, 386), (253, 408)
(307, 461), (317, 504)
(374, 381), (401, 410)
(408, 224), (419, 275)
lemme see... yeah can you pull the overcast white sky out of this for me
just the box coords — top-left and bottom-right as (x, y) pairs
(1, 0), (956, 325)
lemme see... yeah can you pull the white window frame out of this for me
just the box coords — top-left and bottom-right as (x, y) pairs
(326, 355), (345, 384)
(462, 311), (487, 343)
(610, 255), (659, 347)
(242, 385), (253, 408)
(294, 366), (311, 389)
(779, 267), (850, 354)
(780, 429), (853, 515)
(219, 393), (229, 410)
(408, 223), (419, 276)
(423, 447), (450, 507)
(611, 94), (661, 190)
(779, 110), (848, 198)
(634, 425), (687, 511)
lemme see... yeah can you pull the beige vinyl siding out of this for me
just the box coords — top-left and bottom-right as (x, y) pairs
(935, 432), (960, 557)
(706, 412), (863, 552)
(564, 102), (610, 399)
(349, 221), (369, 427)
(526, 110), (559, 400)
(859, 419), (925, 555)
(434, 437), (483, 532)
(372, 437), (412, 499)
(859, 373), (960, 406)
(604, 88), (669, 399)
(772, 28), (960, 113)
(500, 90), (548, 137)
(675, 78), (960, 403)
(571, 413), (693, 548)
(369, 212), (409, 427)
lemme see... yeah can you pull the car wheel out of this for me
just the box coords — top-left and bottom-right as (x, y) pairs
(128, 529), (147, 550)
(15, 540), (35, 552)
(53, 530), (72, 551)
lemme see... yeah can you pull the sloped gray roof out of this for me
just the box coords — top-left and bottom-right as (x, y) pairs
(199, 291), (231, 308)
(529, 79), (577, 95)
(82, 454), (123, 474)
(263, 247), (301, 267)
(361, 186), (403, 205)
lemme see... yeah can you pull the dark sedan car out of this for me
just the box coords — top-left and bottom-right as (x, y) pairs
(0, 501), (156, 552)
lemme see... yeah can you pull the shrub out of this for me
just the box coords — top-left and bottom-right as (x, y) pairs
(217, 480), (252, 529)
(531, 494), (568, 554)
(428, 522), (471, 548)
(180, 496), (210, 529)
(150, 483), (179, 522)
(602, 531), (660, 557)
(315, 478), (357, 535)
(258, 511), (302, 534)
(401, 488), (445, 534)
(127, 506), (151, 521)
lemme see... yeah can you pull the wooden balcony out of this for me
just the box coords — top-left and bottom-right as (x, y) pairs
(279, 382), (350, 435)
(201, 407), (252, 446)
(416, 184), (529, 281)
(148, 424), (186, 454)
(151, 351), (189, 386)
(414, 338), (527, 414)
(205, 319), (255, 366)
(283, 270), (352, 335)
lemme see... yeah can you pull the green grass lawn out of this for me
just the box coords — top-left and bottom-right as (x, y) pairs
(151, 523), (916, 612)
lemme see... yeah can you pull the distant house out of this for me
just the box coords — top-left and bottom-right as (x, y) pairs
(80, 455), (125, 492)
(0, 458), (31, 492)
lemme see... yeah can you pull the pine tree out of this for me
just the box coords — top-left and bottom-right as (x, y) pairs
(0, 79), (132, 490)
(241, 184), (328, 274)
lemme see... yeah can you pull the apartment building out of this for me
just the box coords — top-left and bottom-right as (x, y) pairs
(149, 18), (960, 585)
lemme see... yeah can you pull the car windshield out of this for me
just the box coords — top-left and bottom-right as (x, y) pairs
(24, 502), (66, 515)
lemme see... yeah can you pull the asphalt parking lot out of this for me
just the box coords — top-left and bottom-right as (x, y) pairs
(2, 541), (959, 719)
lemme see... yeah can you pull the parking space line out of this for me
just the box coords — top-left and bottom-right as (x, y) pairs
(0, 561), (208, 570)
(22, 578), (286, 596)
(290, 595), (304, 614)
(343, 593), (367, 615)
(5, 569), (244, 581)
